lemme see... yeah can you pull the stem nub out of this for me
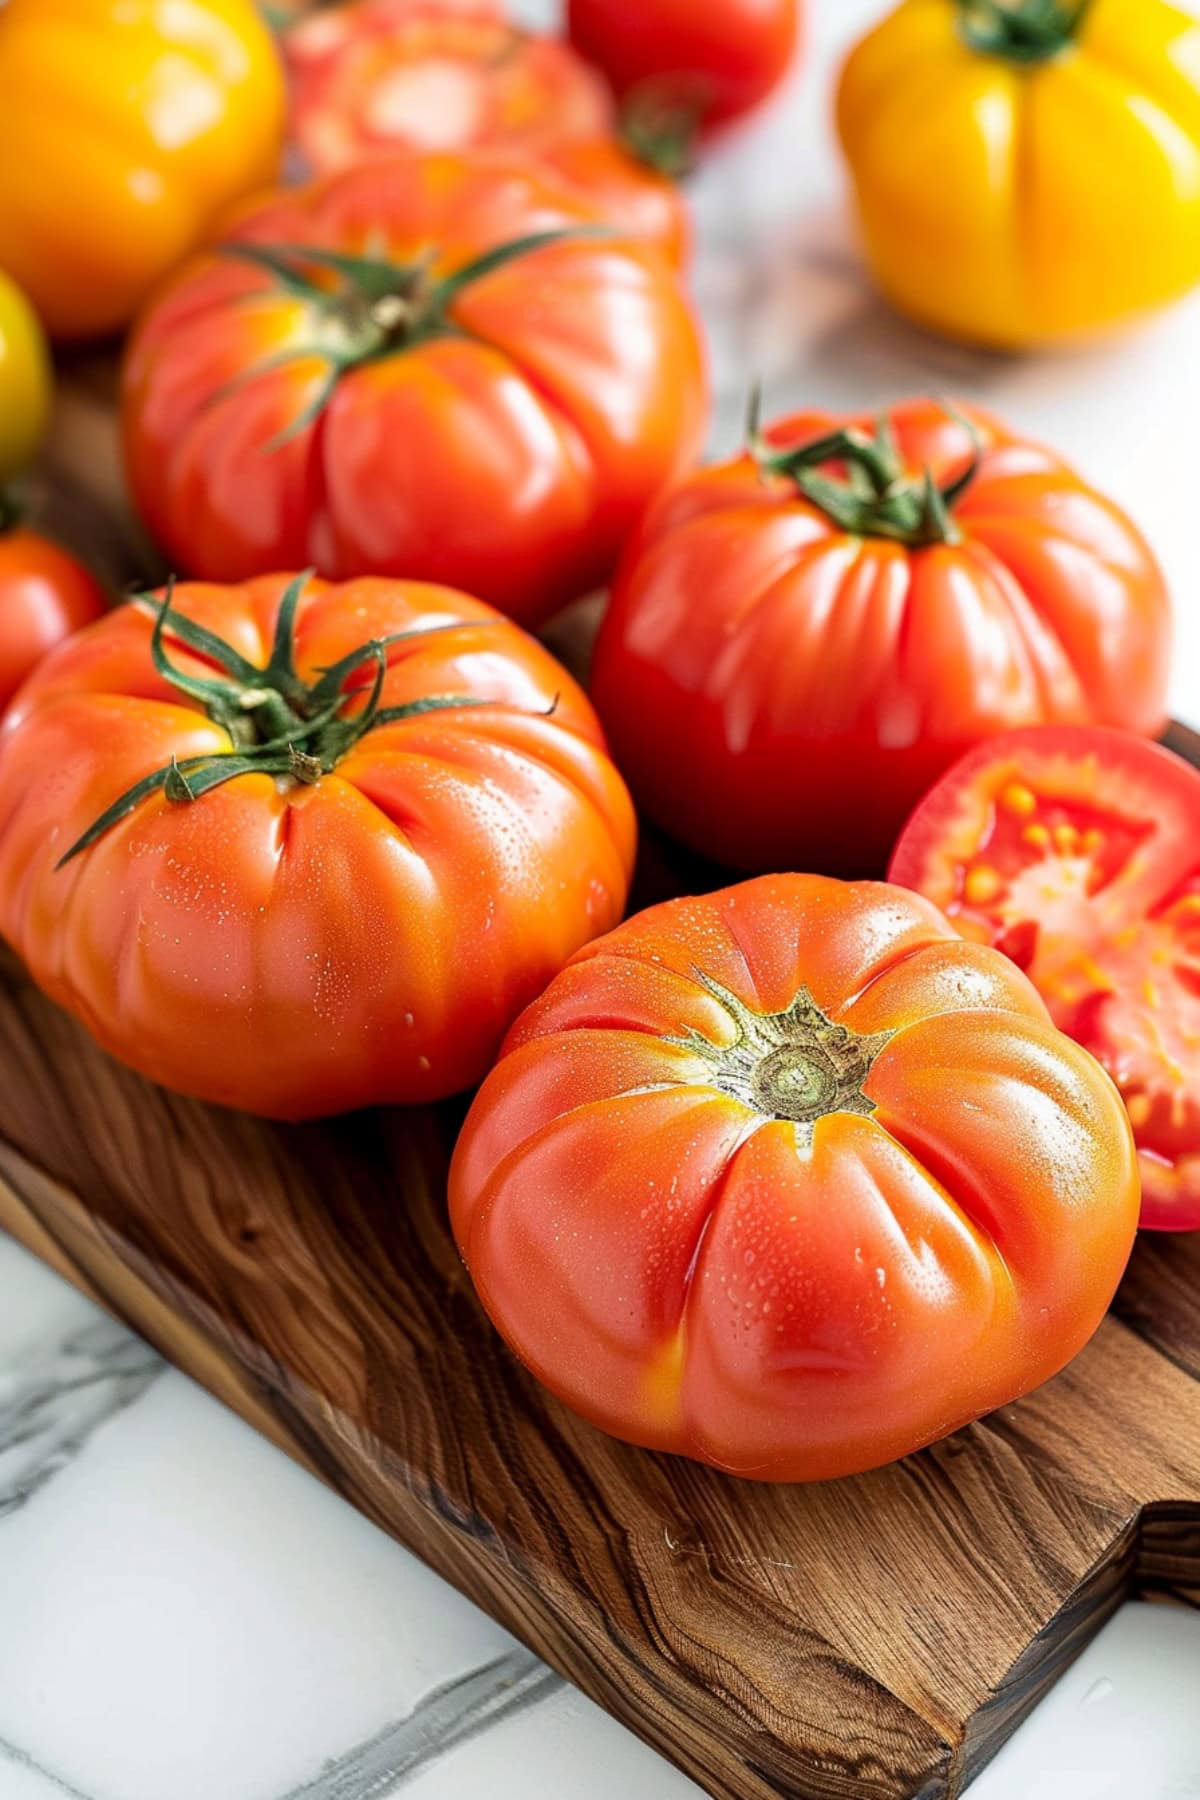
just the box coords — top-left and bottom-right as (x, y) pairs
(669, 972), (896, 1141)
(747, 396), (982, 549)
(57, 574), (489, 867)
(956, 0), (1095, 65)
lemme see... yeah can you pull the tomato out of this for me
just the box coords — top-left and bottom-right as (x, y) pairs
(590, 398), (1171, 878)
(534, 135), (689, 269)
(0, 531), (108, 713)
(837, 0), (1200, 348)
(0, 0), (285, 341)
(890, 726), (1200, 1232)
(450, 873), (1138, 1482)
(0, 273), (51, 485)
(122, 153), (707, 627)
(0, 573), (636, 1118)
(567, 0), (801, 133)
(284, 1), (689, 263)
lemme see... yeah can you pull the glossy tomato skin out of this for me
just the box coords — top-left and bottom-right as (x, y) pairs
(567, 0), (800, 131)
(0, 532), (108, 713)
(530, 135), (690, 269)
(838, 0), (1200, 348)
(0, 273), (52, 485)
(450, 874), (1138, 1482)
(890, 726), (1200, 1231)
(285, 4), (688, 263)
(122, 154), (707, 627)
(0, 0), (285, 341)
(0, 575), (636, 1118)
(590, 399), (1171, 877)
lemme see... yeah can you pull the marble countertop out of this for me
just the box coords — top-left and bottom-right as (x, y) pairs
(2, 3), (1200, 1797)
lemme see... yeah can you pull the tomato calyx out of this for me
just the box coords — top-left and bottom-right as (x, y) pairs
(619, 82), (704, 180)
(221, 225), (611, 446)
(670, 971), (896, 1139)
(57, 573), (492, 867)
(956, 0), (1095, 65)
(747, 396), (981, 548)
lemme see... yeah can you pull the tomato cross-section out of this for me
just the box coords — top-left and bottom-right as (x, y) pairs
(890, 726), (1200, 1230)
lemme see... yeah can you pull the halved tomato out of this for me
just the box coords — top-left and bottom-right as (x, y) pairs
(889, 726), (1200, 1230)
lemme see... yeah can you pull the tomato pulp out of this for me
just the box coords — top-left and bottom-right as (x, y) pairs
(891, 726), (1200, 1229)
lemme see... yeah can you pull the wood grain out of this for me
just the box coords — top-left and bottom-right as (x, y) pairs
(3, 237), (1198, 1800)
(0, 908), (1199, 1800)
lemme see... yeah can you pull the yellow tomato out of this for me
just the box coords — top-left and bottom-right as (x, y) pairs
(0, 0), (285, 342)
(0, 271), (51, 484)
(837, 0), (1200, 348)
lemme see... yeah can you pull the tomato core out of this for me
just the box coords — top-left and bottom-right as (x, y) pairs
(674, 974), (894, 1134)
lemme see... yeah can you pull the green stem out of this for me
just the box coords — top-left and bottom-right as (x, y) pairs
(220, 225), (610, 448)
(58, 577), (500, 868)
(748, 397), (982, 549)
(956, 0), (1095, 64)
(619, 83), (704, 180)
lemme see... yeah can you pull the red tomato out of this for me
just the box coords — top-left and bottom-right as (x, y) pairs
(0, 530), (107, 712)
(567, 0), (801, 133)
(0, 573), (636, 1117)
(591, 399), (1172, 876)
(284, 2), (688, 263)
(122, 153), (707, 627)
(890, 726), (1200, 1233)
(450, 873), (1138, 1482)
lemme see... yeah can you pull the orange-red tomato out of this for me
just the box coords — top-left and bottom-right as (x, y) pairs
(0, 530), (107, 713)
(284, 1), (689, 263)
(0, 573), (636, 1118)
(567, 0), (801, 133)
(122, 153), (707, 627)
(591, 398), (1171, 877)
(450, 874), (1138, 1482)
(890, 726), (1200, 1233)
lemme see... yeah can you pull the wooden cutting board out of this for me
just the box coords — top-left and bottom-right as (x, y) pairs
(2, 351), (1199, 1800)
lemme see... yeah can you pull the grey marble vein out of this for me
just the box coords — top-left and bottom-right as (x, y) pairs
(279, 1649), (562, 1800)
(0, 1732), (97, 1800)
(0, 1318), (162, 1518)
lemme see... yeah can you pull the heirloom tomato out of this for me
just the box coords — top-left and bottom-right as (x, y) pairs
(837, 0), (1200, 347)
(0, 273), (51, 485)
(122, 154), (707, 626)
(0, 531), (107, 713)
(285, 0), (688, 263)
(591, 398), (1171, 877)
(450, 874), (1138, 1482)
(0, 0), (285, 341)
(0, 573), (635, 1118)
(891, 726), (1200, 1232)
(567, 0), (801, 133)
